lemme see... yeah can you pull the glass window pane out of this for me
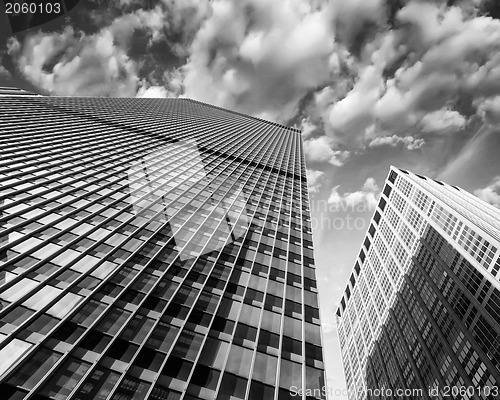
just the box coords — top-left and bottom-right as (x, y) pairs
(0, 271), (17, 286)
(306, 366), (325, 398)
(8, 347), (62, 390)
(261, 310), (281, 333)
(145, 322), (179, 353)
(95, 307), (131, 336)
(22, 314), (60, 340)
(22, 285), (62, 310)
(225, 344), (253, 378)
(171, 330), (204, 362)
(120, 314), (155, 344)
(218, 373), (248, 399)
(238, 304), (260, 326)
(71, 300), (106, 327)
(283, 317), (302, 341)
(0, 278), (38, 302)
(279, 359), (302, 390)
(149, 385), (181, 400)
(72, 366), (120, 400)
(47, 292), (83, 318)
(248, 380), (275, 400)
(1, 306), (35, 329)
(252, 352), (277, 386)
(51, 321), (85, 345)
(199, 337), (230, 369)
(0, 339), (32, 376)
(40, 357), (91, 400)
(111, 375), (150, 400)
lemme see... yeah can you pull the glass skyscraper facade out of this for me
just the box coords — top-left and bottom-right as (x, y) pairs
(336, 167), (500, 400)
(0, 91), (325, 400)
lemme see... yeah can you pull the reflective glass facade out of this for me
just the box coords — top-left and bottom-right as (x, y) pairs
(0, 92), (325, 400)
(337, 167), (500, 400)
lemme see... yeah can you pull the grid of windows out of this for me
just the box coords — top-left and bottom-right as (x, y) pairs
(456, 225), (497, 271)
(336, 167), (500, 400)
(0, 95), (325, 400)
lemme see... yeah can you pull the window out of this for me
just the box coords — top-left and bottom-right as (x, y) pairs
(187, 365), (220, 396)
(1, 306), (35, 330)
(111, 376), (150, 400)
(279, 359), (302, 389)
(0, 339), (32, 376)
(120, 314), (155, 344)
(72, 366), (120, 400)
(218, 373), (248, 399)
(171, 329), (204, 362)
(95, 307), (131, 336)
(40, 357), (91, 399)
(22, 314), (59, 340)
(225, 344), (253, 378)
(8, 347), (62, 390)
(145, 321), (179, 353)
(0, 278), (38, 303)
(234, 323), (257, 347)
(252, 352), (278, 386)
(71, 300), (106, 327)
(261, 310), (281, 334)
(47, 292), (83, 318)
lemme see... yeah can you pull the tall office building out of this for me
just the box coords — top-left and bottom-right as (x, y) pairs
(336, 167), (500, 399)
(0, 91), (325, 400)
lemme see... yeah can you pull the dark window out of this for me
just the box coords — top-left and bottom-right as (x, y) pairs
(378, 198), (386, 211)
(368, 224), (376, 237)
(72, 366), (120, 400)
(145, 321), (179, 353)
(383, 184), (392, 197)
(8, 348), (62, 390)
(110, 375), (150, 400)
(388, 170), (397, 183)
(39, 357), (91, 399)
(160, 356), (193, 380)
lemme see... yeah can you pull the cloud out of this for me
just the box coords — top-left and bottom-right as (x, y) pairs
(0, 56), (11, 79)
(159, 0), (212, 56)
(328, 177), (380, 210)
(181, 0), (336, 122)
(9, 0), (500, 162)
(330, 0), (386, 55)
(369, 134), (425, 150)
(324, 65), (384, 147)
(298, 117), (318, 138)
(312, 1), (500, 153)
(476, 96), (500, 124)
(420, 109), (467, 133)
(306, 169), (325, 194)
(136, 68), (185, 98)
(7, 5), (176, 96)
(8, 26), (139, 96)
(474, 176), (500, 208)
(0, 65), (9, 77)
(136, 85), (169, 98)
(303, 136), (349, 166)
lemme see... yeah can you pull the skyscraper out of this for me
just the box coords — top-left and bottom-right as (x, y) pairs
(0, 91), (325, 400)
(336, 167), (500, 400)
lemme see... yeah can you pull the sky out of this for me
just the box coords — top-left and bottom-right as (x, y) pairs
(2, 0), (500, 398)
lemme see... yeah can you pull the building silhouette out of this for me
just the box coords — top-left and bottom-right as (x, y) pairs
(336, 167), (500, 399)
(0, 91), (325, 400)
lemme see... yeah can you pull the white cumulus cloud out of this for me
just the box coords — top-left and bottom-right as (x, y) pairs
(474, 176), (500, 208)
(303, 136), (349, 166)
(306, 169), (325, 194)
(369, 135), (425, 150)
(328, 177), (380, 211)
